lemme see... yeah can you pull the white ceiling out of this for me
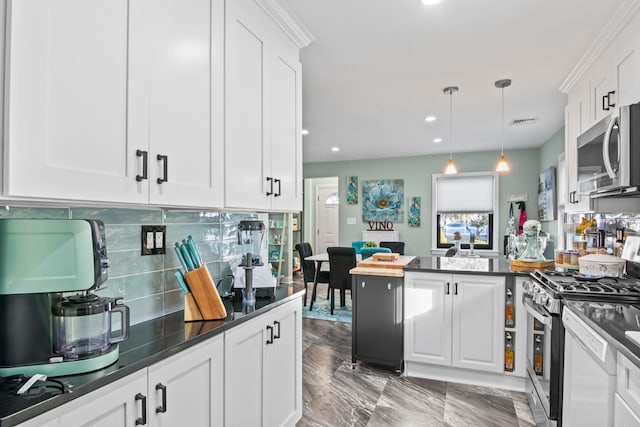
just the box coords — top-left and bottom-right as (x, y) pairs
(282, 0), (625, 163)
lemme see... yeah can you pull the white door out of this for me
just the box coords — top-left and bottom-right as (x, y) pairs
(451, 274), (505, 373)
(5, 0), (147, 204)
(148, 335), (223, 427)
(404, 272), (452, 366)
(315, 185), (339, 254)
(224, 315), (266, 427)
(147, 0), (224, 208)
(264, 300), (303, 427)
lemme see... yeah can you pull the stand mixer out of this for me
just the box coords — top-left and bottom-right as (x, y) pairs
(518, 219), (546, 262)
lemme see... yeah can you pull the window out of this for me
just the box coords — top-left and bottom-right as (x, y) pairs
(432, 172), (499, 252)
(325, 192), (339, 205)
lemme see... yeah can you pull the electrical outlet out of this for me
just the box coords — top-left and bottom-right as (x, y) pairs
(141, 225), (166, 255)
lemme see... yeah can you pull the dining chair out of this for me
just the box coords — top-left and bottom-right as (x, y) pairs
(360, 247), (392, 260)
(379, 241), (405, 255)
(295, 243), (330, 310)
(351, 241), (366, 254)
(327, 247), (357, 315)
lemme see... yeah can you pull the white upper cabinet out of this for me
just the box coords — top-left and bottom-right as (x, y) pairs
(224, 0), (307, 212)
(4, 0), (144, 204)
(3, 0), (224, 208)
(146, 0), (225, 207)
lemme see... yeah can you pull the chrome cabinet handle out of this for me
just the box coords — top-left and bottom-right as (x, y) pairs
(266, 177), (274, 196)
(135, 393), (147, 425)
(155, 383), (167, 414)
(387, 283), (391, 290)
(361, 281), (365, 288)
(136, 150), (148, 182)
(156, 154), (168, 184)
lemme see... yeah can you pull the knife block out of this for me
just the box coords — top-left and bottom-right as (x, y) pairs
(183, 264), (227, 321)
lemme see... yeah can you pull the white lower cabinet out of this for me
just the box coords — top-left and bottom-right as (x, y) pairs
(224, 298), (302, 427)
(404, 272), (505, 373)
(615, 393), (640, 427)
(615, 353), (640, 427)
(18, 335), (224, 427)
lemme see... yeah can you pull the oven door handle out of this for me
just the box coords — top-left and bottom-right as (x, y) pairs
(602, 115), (618, 180)
(524, 299), (552, 325)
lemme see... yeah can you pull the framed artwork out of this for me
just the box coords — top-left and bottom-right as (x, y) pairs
(537, 167), (556, 221)
(408, 196), (421, 227)
(362, 179), (404, 222)
(346, 176), (358, 204)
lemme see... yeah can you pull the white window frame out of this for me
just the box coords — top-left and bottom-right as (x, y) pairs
(431, 171), (500, 257)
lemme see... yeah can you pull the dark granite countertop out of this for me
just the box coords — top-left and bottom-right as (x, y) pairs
(0, 285), (304, 427)
(564, 300), (640, 368)
(404, 256), (529, 276)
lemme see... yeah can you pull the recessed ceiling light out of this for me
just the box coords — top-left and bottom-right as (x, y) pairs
(425, 116), (437, 122)
(331, 147), (340, 152)
(421, 0), (442, 5)
(433, 138), (442, 144)
(301, 129), (309, 135)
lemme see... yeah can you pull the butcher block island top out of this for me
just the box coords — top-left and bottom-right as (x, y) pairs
(350, 255), (416, 277)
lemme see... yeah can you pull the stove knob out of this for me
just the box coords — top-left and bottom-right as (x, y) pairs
(539, 294), (549, 306)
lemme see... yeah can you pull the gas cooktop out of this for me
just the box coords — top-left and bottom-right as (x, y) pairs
(532, 269), (640, 301)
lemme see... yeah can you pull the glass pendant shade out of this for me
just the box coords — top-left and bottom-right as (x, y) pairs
(496, 153), (509, 172)
(445, 157), (457, 174)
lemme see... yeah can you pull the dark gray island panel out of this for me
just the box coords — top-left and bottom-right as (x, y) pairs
(352, 274), (404, 372)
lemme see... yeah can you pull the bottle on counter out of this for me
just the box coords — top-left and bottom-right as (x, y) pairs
(505, 288), (515, 328)
(505, 333), (514, 372)
(534, 336), (544, 376)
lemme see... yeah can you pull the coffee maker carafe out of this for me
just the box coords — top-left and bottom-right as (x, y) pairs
(0, 219), (130, 377)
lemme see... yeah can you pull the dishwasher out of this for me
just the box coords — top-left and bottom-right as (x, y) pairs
(561, 307), (617, 427)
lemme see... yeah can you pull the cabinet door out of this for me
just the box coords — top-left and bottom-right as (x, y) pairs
(615, 393), (640, 427)
(354, 276), (403, 366)
(148, 335), (223, 427)
(611, 14), (640, 108)
(224, 0), (271, 211)
(264, 299), (303, 427)
(4, 0), (147, 204)
(565, 92), (592, 213)
(269, 42), (303, 212)
(147, 0), (224, 208)
(18, 370), (148, 427)
(451, 275), (505, 373)
(404, 272), (452, 366)
(589, 54), (614, 124)
(224, 313), (266, 426)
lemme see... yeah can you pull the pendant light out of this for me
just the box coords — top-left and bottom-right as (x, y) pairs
(443, 86), (458, 174)
(495, 79), (511, 172)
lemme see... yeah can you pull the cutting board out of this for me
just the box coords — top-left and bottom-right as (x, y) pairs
(356, 255), (415, 270)
(510, 259), (555, 272)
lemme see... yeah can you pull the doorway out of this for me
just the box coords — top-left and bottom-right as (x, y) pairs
(315, 184), (339, 253)
(303, 177), (339, 254)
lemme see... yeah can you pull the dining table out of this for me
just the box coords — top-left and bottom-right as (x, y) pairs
(304, 253), (361, 309)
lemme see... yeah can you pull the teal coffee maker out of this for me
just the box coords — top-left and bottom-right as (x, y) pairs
(0, 219), (129, 377)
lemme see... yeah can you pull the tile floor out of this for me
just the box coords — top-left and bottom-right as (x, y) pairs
(296, 282), (536, 427)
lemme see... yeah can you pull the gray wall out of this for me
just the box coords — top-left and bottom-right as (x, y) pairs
(304, 147), (543, 256)
(538, 127), (565, 243)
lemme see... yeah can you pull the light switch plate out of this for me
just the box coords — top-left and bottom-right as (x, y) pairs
(141, 225), (166, 255)
(347, 217), (356, 225)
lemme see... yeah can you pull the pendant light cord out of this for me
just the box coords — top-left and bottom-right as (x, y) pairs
(501, 87), (505, 155)
(449, 90), (453, 160)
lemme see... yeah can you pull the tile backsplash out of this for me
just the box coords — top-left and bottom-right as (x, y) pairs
(568, 212), (640, 236)
(1, 205), (256, 325)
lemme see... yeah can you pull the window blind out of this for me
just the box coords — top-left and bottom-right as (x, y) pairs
(436, 174), (495, 213)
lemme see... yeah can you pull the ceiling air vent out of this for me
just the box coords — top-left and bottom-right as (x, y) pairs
(510, 118), (537, 126)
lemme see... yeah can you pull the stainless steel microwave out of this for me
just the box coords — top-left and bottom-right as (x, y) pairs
(577, 102), (640, 196)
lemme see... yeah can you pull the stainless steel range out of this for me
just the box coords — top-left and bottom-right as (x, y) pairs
(523, 266), (640, 427)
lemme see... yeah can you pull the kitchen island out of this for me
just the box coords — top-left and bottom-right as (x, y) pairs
(1, 285), (304, 427)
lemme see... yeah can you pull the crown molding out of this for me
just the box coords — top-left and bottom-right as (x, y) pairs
(559, 0), (640, 93)
(255, 0), (315, 49)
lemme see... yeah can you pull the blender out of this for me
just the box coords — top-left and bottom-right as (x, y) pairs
(237, 220), (266, 304)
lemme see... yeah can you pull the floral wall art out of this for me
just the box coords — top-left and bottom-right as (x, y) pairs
(408, 196), (421, 227)
(361, 179), (404, 222)
(346, 176), (358, 204)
